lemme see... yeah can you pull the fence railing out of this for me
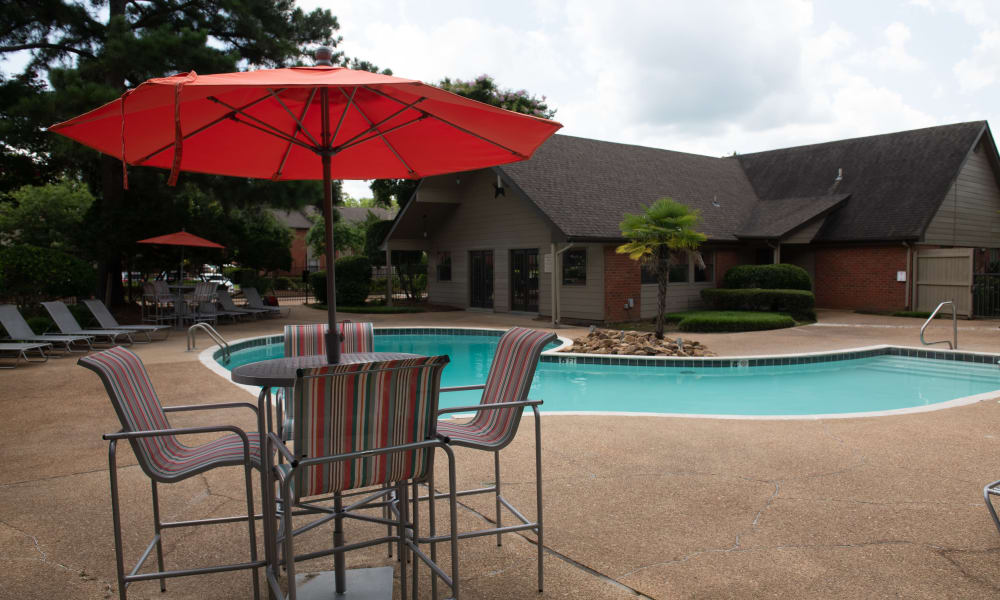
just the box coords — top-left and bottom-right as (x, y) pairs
(973, 273), (1000, 317)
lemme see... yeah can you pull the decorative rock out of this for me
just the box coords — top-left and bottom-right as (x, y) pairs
(559, 328), (715, 357)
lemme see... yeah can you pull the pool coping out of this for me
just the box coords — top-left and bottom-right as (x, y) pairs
(198, 328), (1000, 420)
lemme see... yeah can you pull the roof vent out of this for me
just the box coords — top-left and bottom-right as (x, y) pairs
(711, 195), (721, 208)
(834, 168), (843, 182)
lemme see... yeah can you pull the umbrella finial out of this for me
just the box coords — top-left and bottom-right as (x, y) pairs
(315, 46), (334, 66)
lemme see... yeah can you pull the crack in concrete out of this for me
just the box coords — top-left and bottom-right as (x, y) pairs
(936, 547), (1000, 592)
(1, 465), (127, 488)
(0, 519), (115, 596)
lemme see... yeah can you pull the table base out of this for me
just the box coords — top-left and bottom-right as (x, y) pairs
(290, 567), (393, 600)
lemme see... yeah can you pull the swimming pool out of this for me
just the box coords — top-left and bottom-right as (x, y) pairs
(210, 329), (1000, 418)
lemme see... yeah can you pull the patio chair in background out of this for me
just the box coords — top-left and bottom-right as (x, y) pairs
(985, 481), (1000, 535)
(83, 299), (170, 343)
(0, 342), (51, 368)
(242, 287), (287, 317)
(197, 301), (244, 324)
(78, 346), (264, 600)
(433, 326), (557, 593)
(0, 304), (94, 353)
(218, 292), (269, 319)
(41, 301), (136, 346)
(141, 282), (175, 325)
(268, 356), (460, 600)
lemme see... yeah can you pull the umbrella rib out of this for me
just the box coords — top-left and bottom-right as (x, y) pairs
(268, 88), (321, 148)
(206, 96), (319, 151)
(340, 88), (415, 176)
(273, 87), (318, 179)
(330, 86), (357, 150)
(133, 90), (280, 166)
(362, 85), (526, 157)
(226, 115), (318, 153)
(333, 115), (426, 156)
(331, 98), (425, 153)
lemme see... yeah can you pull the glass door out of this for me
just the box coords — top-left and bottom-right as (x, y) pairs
(510, 249), (539, 312)
(469, 250), (494, 308)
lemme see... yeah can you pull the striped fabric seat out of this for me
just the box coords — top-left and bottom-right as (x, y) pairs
(283, 322), (374, 357)
(436, 327), (556, 450)
(79, 346), (261, 481)
(290, 355), (449, 498)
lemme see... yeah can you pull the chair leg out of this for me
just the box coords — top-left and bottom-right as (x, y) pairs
(494, 451), (503, 547)
(281, 481), (297, 600)
(411, 479), (420, 600)
(108, 441), (128, 600)
(242, 460), (261, 600)
(533, 406), (544, 593)
(397, 482), (409, 600)
(385, 483), (394, 558)
(985, 481), (1000, 535)
(443, 446), (461, 600)
(427, 464), (438, 600)
(150, 481), (167, 592)
(333, 492), (346, 594)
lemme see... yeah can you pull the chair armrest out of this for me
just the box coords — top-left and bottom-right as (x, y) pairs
(440, 384), (486, 393)
(267, 432), (297, 466)
(437, 399), (543, 416)
(163, 402), (259, 414)
(103, 424), (252, 458)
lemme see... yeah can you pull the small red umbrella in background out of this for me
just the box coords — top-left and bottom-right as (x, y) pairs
(137, 229), (225, 284)
(49, 47), (562, 363)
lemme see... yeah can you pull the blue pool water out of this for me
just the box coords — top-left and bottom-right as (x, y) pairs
(222, 333), (1000, 416)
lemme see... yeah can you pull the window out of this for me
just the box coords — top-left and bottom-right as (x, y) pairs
(562, 248), (587, 285)
(640, 254), (689, 284)
(694, 251), (714, 282)
(436, 251), (452, 281)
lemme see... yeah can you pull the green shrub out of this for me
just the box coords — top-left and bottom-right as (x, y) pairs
(68, 303), (94, 327)
(701, 288), (815, 320)
(722, 263), (812, 291)
(26, 316), (54, 334)
(335, 255), (372, 306)
(0, 244), (96, 306)
(273, 276), (293, 291)
(229, 268), (272, 293)
(310, 270), (328, 304)
(675, 311), (796, 333)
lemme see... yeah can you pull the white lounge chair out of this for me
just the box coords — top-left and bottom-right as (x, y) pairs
(41, 301), (135, 346)
(0, 304), (94, 353)
(83, 299), (170, 343)
(242, 288), (287, 317)
(218, 292), (269, 319)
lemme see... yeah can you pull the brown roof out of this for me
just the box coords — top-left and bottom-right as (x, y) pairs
(738, 121), (988, 241)
(736, 194), (850, 239)
(497, 135), (760, 242)
(270, 205), (396, 230)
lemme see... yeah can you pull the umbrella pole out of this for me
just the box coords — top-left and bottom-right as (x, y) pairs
(320, 89), (341, 365)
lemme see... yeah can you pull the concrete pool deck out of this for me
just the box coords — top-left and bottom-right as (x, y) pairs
(3, 306), (1000, 598)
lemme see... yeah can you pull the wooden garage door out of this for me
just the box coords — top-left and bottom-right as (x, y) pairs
(915, 248), (973, 316)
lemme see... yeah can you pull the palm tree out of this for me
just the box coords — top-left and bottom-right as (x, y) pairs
(618, 198), (707, 339)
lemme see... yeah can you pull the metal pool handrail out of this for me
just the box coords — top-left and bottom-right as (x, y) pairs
(920, 300), (957, 350)
(187, 323), (231, 363)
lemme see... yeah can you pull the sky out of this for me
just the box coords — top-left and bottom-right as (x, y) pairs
(313, 0), (1000, 199)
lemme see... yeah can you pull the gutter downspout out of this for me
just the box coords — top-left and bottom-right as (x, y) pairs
(903, 241), (912, 310)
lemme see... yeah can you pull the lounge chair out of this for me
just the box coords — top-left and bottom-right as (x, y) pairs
(83, 299), (170, 343)
(242, 287), (287, 317)
(268, 357), (460, 600)
(218, 292), (269, 319)
(197, 301), (244, 324)
(0, 304), (94, 353)
(79, 346), (263, 599)
(0, 342), (51, 368)
(41, 301), (135, 346)
(432, 327), (557, 593)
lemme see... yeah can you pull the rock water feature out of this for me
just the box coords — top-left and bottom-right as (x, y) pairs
(559, 328), (715, 357)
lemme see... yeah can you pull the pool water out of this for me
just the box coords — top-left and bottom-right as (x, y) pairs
(223, 334), (1000, 416)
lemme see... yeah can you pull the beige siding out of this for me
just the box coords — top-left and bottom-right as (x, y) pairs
(640, 282), (713, 317)
(923, 140), (1000, 247)
(425, 171), (555, 312)
(558, 244), (605, 321)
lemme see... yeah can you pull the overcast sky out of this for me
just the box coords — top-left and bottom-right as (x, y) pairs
(316, 0), (1000, 199)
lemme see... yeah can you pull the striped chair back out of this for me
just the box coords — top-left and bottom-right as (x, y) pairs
(469, 327), (556, 446)
(284, 322), (374, 357)
(290, 355), (449, 498)
(78, 346), (180, 481)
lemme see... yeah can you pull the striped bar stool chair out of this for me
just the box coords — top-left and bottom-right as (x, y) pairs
(267, 356), (461, 600)
(431, 327), (557, 594)
(78, 346), (264, 600)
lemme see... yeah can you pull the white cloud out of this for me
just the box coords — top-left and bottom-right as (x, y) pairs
(871, 22), (922, 71)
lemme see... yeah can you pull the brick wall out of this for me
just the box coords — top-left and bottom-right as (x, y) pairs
(603, 245), (641, 322)
(813, 245), (908, 310)
(714, 247), (751, 286)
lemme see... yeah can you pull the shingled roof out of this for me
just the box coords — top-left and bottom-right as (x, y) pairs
(738, 121), (988, 242)
(736, 194), (850, 239)
(497, 135), (759, 242)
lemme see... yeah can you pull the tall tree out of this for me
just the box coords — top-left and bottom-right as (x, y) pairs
(617, 198), (707, 339)
(0, 1), (340, 304)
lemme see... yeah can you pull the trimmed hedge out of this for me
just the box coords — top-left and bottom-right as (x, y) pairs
(674, 311), (796, 333)
(701, 288), (816, 320)
(722, 263), (812, 291)
(0, 244), (96, 305)
(310, 255), (373, 306)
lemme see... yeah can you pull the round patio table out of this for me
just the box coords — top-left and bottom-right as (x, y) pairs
(232, 350), (422, 594)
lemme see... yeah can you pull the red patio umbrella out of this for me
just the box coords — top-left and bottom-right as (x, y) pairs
(49, 48), (562, 363)
(137, 229), (225, 283)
